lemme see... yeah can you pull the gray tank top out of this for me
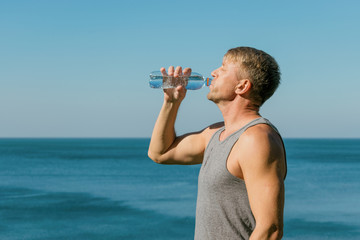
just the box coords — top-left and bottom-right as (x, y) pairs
(194, 117), (286, 240)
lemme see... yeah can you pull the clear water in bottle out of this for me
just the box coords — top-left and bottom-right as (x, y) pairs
(149, 71), (212, 90)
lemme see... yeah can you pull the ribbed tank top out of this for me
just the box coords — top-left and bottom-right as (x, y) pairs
(194, 117), (285, 240)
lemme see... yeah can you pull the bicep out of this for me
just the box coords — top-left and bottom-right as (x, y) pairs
(245, 166), (284, 227)
(154, 122), (223, 165)
(157, 131), (206, 165)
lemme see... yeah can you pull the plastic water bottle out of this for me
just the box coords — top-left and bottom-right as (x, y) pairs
(149, 71), (212, 90)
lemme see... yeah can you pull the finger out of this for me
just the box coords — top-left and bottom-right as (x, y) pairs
(174, 66), (182, 77)
(168, 66), (174, 76)
(176, 85), (185, 91)
(160, 67), (167, 76)
(175, 85), (186, 95)
(183, 67), (192, 77)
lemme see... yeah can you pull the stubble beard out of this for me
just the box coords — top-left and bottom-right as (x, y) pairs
(207, 91), (218, 104)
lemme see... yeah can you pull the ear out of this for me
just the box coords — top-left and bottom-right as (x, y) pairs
(235, 79), (252, 95)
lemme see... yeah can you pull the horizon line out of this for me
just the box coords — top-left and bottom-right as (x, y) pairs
(1, 137), (360, 140)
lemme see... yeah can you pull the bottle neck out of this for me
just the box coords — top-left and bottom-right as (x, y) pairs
(205, 77), (212, 86)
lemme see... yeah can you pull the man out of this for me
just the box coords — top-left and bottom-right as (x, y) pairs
(148, 47), (287, 240)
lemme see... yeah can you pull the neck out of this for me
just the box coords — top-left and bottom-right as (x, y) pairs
(218, 98), (261, 137)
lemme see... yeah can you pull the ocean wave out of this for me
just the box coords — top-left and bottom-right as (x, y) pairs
(0, 186), (195, 239)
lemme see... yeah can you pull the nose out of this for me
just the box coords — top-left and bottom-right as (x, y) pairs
(211, 68), (218, 78)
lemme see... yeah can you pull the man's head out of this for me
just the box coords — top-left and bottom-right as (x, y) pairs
(224, 47), (281, 106)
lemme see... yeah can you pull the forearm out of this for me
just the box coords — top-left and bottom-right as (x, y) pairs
(148, 101), (181, 162)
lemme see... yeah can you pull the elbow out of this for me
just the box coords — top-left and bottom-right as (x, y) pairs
(251, 223), (283, 240)
(268, 224), (283, 240)
(271, 227), (283, 240)
(147, 150), (165, 164)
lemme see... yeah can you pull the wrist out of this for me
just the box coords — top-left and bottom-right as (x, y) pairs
(163, 100), (181, 110)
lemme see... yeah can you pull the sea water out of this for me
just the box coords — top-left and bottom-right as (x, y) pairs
(0, 138), (359, 239)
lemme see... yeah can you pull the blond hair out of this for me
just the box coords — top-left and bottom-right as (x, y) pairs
(225, 47), (281, 105)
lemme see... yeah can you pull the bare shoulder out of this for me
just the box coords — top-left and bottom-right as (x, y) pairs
(239, 124), (283, 150)
(236, 124), (286, 178)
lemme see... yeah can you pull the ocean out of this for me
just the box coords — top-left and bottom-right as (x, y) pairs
(0, 138), (359, 239)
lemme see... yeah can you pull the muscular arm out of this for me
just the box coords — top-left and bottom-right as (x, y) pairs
(148, 66), (208, 165)
(238, 127), (286, 240)
(148, 100), (206, 165)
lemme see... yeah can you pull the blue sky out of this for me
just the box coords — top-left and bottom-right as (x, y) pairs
(1, 0), (359, 138)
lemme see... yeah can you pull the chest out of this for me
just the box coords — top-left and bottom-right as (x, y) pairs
(199, 138), (244, 193)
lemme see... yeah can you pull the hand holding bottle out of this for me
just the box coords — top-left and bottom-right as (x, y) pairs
(160, 66), (190, 103)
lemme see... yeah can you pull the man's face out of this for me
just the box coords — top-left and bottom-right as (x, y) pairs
(207, 58), (241, 103)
